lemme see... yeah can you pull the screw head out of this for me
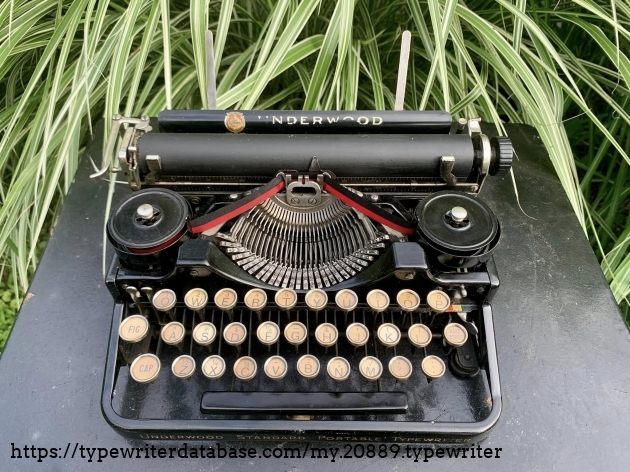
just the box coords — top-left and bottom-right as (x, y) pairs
(290, 197), (300, 205)
(370, 194), (379, 202)
(450, 206), (468, 222)
(308, 197), (317, 205)
(229, 194), (239, 200)
(136, 204), (154, 220)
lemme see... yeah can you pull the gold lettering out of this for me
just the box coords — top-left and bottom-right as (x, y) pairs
(313, 117), (322, 124)
(272, 116), (282, 124)
(373, 116), (383, 125)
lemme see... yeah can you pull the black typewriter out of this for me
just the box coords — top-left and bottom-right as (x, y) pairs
(99, 109), (512, 444)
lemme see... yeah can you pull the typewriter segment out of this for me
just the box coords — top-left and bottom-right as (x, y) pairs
(102, 109), (510, 442)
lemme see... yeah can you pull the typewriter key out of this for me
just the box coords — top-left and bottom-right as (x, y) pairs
(297, 354), (320, 379)
(152, 288), (177, 312)
(214, 288), (237, 311)
(346, 323), (369, 347)
(192, 322), (217, 346)
(366, 289), (390, 312)
(119, 314), (149, 343)
(426, 290), (451, 313)
(315, 323), (338, 347)
(172, 355), (196, 379)
(184, 288), (208, 311)
(335, 289), (358, 312)
(396, 289), (420, 312)
(233, 356), (257, 381)
(284, 321), (307, 346)
(408, 323), (432, 348)
(275, 288), (297, 310)
(257, 321), (280, 345)
(359, 356), (383, 381)
(263, 355), (288, 380)
(389, 356), (413, 380)
(202, 355), (226, 379)
(305, 289), (328, 311)
(223, 322), (247, 346)
(377, 323), (401, 347)
(130, 354), (161, 383)
(245, 288), (268, 311)
(443, 323), (468, 347)
(161, 321), (185, 345)
(421, 355), (446, 379)
(327, 357), (351, 381)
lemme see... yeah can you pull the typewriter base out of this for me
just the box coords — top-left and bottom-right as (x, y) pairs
(102, 302), (501, 444)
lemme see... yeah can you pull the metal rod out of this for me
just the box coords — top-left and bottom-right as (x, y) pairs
(206, 30), (217, 110)
(394, 30), (411, 111)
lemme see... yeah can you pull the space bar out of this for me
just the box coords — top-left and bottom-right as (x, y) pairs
(200, 392), (408, 414)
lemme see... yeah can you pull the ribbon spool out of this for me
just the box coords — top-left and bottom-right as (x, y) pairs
(415, 191), (500, 268)
(107, 188), (190, 268)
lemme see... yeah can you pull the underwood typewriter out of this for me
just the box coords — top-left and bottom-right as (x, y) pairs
(99, 109), (511, 443)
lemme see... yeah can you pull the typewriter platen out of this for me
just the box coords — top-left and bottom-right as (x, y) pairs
(100, 110), (511, 443)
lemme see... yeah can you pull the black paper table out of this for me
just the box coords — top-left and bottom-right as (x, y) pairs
(1, 124), (629, 471)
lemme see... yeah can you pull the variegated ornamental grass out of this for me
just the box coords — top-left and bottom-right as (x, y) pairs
(0, 1), (628, 347)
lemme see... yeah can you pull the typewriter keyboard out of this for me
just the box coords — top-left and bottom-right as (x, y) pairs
(114, 286), (489, 419)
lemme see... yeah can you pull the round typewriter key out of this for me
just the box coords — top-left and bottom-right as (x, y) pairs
(245, 288), (268, 311)
(171, 355), (196, 379)
(161, 321), (185, 345)
(223, 322), (247, 346)
(305, 289), (328, 311)
(119, 314), (149, 343)
(202, 355), (226, 379)
(426, 290), (451, 313)
(192, 322), (217, 346)
(408, 323), (432, 348)
(264, 355), (288, 380)
(359, 356), (383, 381)
(389, 356), (413, 380)
(366, 289), (390, 312)
(327, 357), (351, 381)
(233, 356), (257, 381)
(335, 289), (358, 312)
(443, 323), (468, 347)
(130, 353), (161, 383)
(297, 354), (320, 379)
(184, 288), (208, 311)
(396, 289), (420, 312)
(421, 355), (446, 379)
(284, 321), (307, 346)
(214, 288), (237, 311)
(152, 288), (176, 312)
(257, 321), (280, 345)
(377, 323), (402, 347)
(346, 323), (369, 347)
(315, 323), (338, 347)
(275, 288), (298, 310)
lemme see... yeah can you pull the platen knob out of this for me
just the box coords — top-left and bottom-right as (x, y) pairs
(489, 136), (513, 176)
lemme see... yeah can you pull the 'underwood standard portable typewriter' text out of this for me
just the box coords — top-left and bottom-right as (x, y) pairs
(98, 109), (512, 443)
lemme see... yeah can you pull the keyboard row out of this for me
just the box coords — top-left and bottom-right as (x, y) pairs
(129, 352), (448, 384)
(119, 316), (470, 349)
(146, 286), (455, 314)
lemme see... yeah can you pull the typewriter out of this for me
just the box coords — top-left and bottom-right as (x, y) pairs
(99, 108), (511, 444)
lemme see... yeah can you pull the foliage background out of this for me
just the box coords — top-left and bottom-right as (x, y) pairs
(1, 0), (629, 352)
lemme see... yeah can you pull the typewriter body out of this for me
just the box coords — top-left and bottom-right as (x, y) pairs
(100, 109), (511, 443)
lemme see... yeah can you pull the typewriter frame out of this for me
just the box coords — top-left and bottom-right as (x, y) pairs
(99, 112), (505, 444)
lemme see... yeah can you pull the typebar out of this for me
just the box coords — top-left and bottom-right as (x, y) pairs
(200, 392), (408, 415)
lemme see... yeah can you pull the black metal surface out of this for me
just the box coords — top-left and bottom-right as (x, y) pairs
(158, 110), (453, 134)
(200, 392), (409, 414)
(1, 124), (629, 471)
(137, 133), (475, 177)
